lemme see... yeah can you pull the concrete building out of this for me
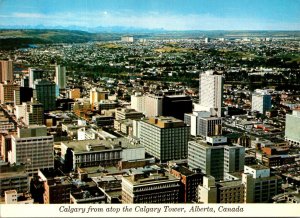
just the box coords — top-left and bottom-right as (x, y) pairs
(23, 98), (44, 126)
(198, 176), (245, 203)
(4, 190), (34, 204)
(198, 176), (217, 203)
(140, 116), (190, 162)
(33, 79), (56, 111)
(0, 60), (13, 83)
(0, 165), (29, 196)
(55, 65), (66, 90)
(9, 125), (54, 173)
(184, 111), (211, 136)
(29, 68), (44, 88)
(90, 88), (109, 110)
(285, 110), (300, 146)
(0, 81), (20, 104)
(115, 108), (144, 120)
(188, 138), (244, 180)
(198, 116), (222, 138)
(131, 92), (145, 114)
(60, 138), (145, 170)
(199, 70), (224, 117)
(242, 165), (282, 203)
(122, 172), (180, 203)
(98, 100), (118, 112)
(251, 89), (272, 114)
(144, 94), (163, 117)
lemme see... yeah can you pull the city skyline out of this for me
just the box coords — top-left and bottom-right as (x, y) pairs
(0, 0), (300, 30)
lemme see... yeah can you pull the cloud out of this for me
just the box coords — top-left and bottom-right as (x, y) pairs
(3, 10), (300, 30)
(13, 12), (46, 18)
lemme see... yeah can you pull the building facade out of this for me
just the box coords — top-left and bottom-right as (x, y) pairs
(122, 173), (180, 203)
(33, 79), (56, 111)
(140, 117), (190, 162)
(55, 65), (66, 90)
(285, 110), (300, 146)
(199, 70), (224, 117)
(251, 89), (272, 114)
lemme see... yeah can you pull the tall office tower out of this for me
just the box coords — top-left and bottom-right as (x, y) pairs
(285, 110), (300, 146)
(23, 98), (44, 126)
(140, 116), (190, 162)
(199, 70), (224, 117)
(144, 94), (163, 117)
(0, 81), (20, 104)
(0, 60), (13, 82)
(14, 87), (33, 105)
(33, 79), (56, 111)
(131, 92), (145, 113)
(55, 65), (66, 90)
(242, 165), (282, 203)
(162, 95), (193, 120)
(198, 116), (222, 138)
(29, 68), (44, 88)
(9, 125), (54, 173)
(188, 138), (245, 180)
(251, 89), (271, 114)
(89, 88), (109, 110)
(122, 172), (180, 203)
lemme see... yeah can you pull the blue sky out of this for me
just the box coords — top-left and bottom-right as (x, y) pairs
(0, 0), (299, 30)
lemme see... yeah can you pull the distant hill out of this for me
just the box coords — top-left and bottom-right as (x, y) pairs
(0, 29), (122, 49)
(0, 28), (299, 50)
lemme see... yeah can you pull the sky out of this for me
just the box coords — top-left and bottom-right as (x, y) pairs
(0, 0), (299, 30)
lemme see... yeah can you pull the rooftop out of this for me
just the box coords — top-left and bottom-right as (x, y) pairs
(171, 166), (195, 176)
(143, 116), (186, 128)
(0, 165), (27, 179)
(123, 172), (179, 185)
(62, 137), (140, 153)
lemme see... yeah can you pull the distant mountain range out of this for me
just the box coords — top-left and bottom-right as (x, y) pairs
(0, 25), (165, 33)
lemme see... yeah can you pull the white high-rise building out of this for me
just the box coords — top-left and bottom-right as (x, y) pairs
(131, 92), (145, 113)
(144, 94), (163, 117)
(251, 89), (271, 114)
(199, 70), (224, 117)
(29, 68), (44, 88)
(285, 110), (300, 146)
(55, 65), (66, 89)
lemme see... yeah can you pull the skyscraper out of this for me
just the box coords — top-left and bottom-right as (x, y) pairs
(29, 68), (44, 88)
(55, 65), (66, 90)
(33, 79), (56, 111)
(199, 70), (224, 117)
(0, 60), (13, 82)
(251, 89), (272, 114)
